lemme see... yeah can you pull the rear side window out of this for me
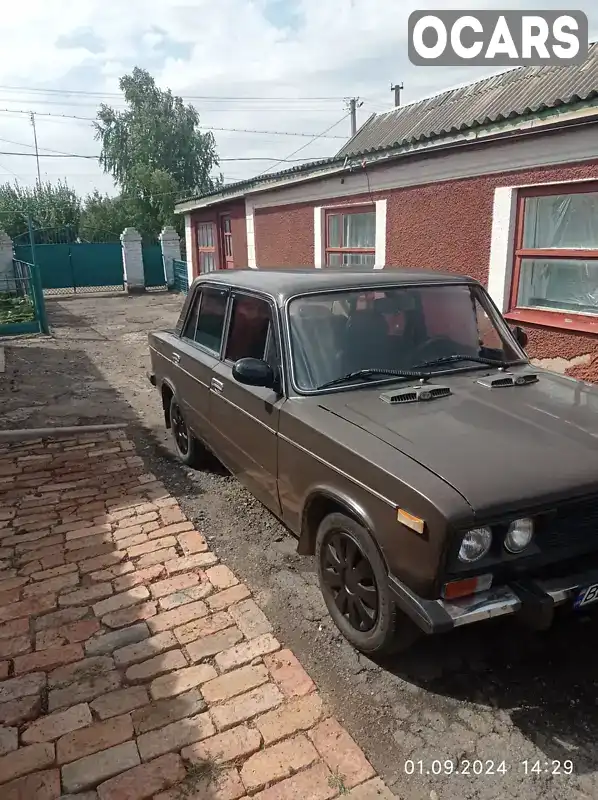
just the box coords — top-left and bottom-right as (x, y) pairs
(175, 290), (194, 336)
(195, 288), (229, 353)
(181, 290), (200, 340)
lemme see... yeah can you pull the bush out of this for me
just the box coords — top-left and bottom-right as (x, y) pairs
(0, 293), (35, 325)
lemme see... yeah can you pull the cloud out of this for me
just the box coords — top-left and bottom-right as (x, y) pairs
(0, 0), (595, 199)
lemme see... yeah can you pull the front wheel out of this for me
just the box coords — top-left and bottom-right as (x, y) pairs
(170, 396), (204, 467)
(316, 513), (420, 656)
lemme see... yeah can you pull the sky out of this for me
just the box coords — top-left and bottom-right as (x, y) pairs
(0, 0), (596, 198)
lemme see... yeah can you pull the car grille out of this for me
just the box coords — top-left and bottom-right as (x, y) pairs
(539, 497), (598, 551)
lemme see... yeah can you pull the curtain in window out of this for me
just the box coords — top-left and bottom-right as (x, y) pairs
(518, 259), (598, 314)
(344, 213), (375, 248)
(523, 194), (598, 249)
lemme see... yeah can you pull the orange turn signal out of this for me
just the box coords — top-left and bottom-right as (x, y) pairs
(442, 574), (493, 600)
(397, 508), (425, 535)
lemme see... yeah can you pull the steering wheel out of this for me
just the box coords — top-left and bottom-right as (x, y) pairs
(410, 336), (460, 364)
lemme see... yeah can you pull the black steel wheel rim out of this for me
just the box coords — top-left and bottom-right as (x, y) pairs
(171, 403), (189, 455)
(321, 531), (379, 632)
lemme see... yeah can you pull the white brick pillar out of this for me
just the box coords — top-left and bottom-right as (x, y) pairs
(120, 227), (144, 293)
(159, 226), (181, 288)
(0, 230), (15, 292)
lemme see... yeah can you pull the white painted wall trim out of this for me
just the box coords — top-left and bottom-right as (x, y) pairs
(374, 199), (387, 269)
(184, 215), (194, 286)
(487, 188), (518, 312)
(314, 207), (324, 268)
(248, 126), (598, 212)
(245, 198), (257, 268)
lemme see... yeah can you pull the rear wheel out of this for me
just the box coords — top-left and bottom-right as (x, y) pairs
(316, 512), (420, 655)
(170, 396), (203, 467)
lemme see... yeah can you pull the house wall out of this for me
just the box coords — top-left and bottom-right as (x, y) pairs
(254, 202), (314, 267)
(250, 142), (598, 381)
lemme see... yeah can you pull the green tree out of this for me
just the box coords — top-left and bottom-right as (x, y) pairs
(79, 191), (130, 241)
(94, 67), (221, 238)
(0, 181), (81, 240)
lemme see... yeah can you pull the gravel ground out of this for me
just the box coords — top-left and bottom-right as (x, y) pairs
(1, 291), (597, 800)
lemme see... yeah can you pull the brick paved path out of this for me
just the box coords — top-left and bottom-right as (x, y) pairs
(0, 429), (394, 800)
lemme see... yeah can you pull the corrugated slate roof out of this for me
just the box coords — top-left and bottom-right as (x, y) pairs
(177, 45), (598, 210)
(337, 43), (598, 157)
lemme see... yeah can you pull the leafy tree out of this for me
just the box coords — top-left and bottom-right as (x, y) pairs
(94, 67), (221, 238)
(79, 191), (130, 242)
(0, 181), (81, 241)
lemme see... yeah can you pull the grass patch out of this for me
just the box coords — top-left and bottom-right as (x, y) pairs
(179, 759), (221, 796)
(0, 293), (35, 325)
(328, 771), (349, 795)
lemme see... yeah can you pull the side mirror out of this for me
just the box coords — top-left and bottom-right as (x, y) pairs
(232, 357), (275, 389)
(512, 325), (528, 349)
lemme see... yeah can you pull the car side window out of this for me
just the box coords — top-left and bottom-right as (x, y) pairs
(225, 294), (272, 363)
(181, 290), (201, 341)
(195, 288), (229, 353)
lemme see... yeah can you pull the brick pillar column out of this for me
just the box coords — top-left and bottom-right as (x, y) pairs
(159, 226), (181, 289)
(120, 228), (145, 293)
(0, 230), (15, 292)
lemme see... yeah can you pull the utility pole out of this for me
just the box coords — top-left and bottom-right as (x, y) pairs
(391, 83), (404, 107)
(30, 112), (41, 185)
(346, 97), (362, 137)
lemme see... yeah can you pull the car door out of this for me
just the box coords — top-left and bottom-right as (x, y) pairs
(210, 291), (285, 515)
(176, 284), (229, 448)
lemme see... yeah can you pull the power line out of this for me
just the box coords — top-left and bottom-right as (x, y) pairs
(0, 108), (346, 138)
(0, 136), (84, 156)
(256, 112), (350, 177)
(0, 85), (346, 101)
(0, 150), (332, 164)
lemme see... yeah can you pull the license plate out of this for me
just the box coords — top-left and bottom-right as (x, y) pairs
(574, 584), (598, 609)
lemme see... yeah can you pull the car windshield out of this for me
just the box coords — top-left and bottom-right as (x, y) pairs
(287, 283), (526, 391)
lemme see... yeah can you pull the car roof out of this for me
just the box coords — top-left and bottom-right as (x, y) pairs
(191, 268), (479, 304)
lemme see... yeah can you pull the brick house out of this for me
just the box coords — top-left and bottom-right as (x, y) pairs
(176, 44), (598, 381)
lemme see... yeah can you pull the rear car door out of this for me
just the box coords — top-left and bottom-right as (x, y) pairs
(177, 285), (229, 448)
(210, 291), (284, 515)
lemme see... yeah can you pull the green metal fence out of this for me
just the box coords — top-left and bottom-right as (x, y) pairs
(142, 245), (166, 289)
(13, 226), (124, 295)
(173, 259), (189, 294)
(0, 260), (49, 336)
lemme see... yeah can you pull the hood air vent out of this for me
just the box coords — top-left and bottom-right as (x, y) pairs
(380, 384), (452, 405)
(477, 372), (539, 389)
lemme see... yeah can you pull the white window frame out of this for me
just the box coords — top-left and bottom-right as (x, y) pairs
(314, 199), (387, 269)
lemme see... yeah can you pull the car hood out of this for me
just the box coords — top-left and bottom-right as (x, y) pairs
(318, 367), (598, 517)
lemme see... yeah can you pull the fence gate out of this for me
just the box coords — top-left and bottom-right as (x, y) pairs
(13, 227), (124, 295)
(142, 243), (166, 289)
(173, 259), (189, 294)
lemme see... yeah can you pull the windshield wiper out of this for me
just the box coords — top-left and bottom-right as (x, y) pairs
(411, 354), (525, 370)
(317, 368), (432, 391)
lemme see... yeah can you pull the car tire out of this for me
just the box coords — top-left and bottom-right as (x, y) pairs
(169, 395), (204, 467)
(316, 512), (420, 656)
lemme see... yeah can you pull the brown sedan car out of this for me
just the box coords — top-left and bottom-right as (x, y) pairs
(149, 269), (598, 655)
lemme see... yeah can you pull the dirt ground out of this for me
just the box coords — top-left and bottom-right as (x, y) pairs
(1, 292), (598, 800)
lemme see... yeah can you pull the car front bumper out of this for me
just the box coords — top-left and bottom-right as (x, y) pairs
(389, 567), (598, 635)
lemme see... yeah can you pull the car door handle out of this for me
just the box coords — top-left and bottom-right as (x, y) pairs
(172, 352), (180, 365)
(211, 378), (224, 393)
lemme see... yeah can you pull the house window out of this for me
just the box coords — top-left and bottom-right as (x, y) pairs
(325, 207), (376, 267)
(197, 222), (217, 273)
(510, 185), (598, 320)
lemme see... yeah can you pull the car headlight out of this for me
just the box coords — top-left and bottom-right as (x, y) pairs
(458, 527), (492, 563)
(504, 518), (534, 554)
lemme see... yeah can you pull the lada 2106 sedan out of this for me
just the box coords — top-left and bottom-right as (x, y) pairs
(149, 269), (598, 655)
